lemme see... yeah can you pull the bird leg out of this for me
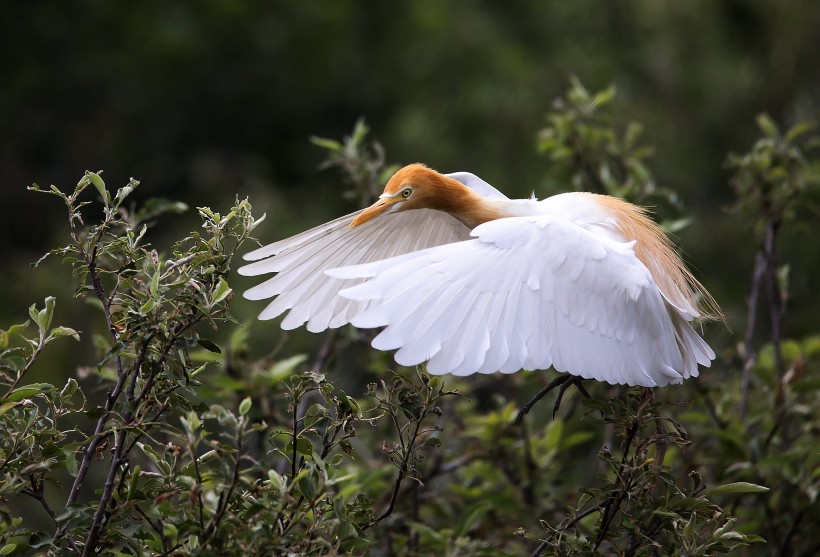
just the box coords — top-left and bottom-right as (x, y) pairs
(515, 374), (589, 424)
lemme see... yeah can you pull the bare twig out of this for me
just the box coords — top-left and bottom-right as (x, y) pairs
(127, 337), (152, 403)
(592, 391), (650, 550)
(59, 256), (201, 550)
(82, 428), (128, 556)
(740, 253), (766, 420)
(135, 504), (169, 553)
(529, 504), (604, 557)
(366, 399), (431, 530)
(762, 222), (786, 397)
(201, 422), (245, 547)
(693, 381), (728, 429)
(312, 330), (337, 372)
(55, 365), (131, 548)
(291, 394), (299, 482)
(22, 476), (81, 554)
(2, 333), (47, 397)
(191, 439), (206, 532)
(777, 505), (806, 557)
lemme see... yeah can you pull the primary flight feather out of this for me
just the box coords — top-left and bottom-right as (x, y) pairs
(240, 163), (719, 387)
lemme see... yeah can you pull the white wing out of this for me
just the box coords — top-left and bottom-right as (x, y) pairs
(239, 172), (508, 332)
(239, 209), (472, 332)
(328, 215), (714, 387)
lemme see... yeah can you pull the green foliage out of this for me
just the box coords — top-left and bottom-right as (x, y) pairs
(312, 118), (401, 206)
(2, 86), (820, 555)
(533, 391), (766, 556)
(4, 173), (262, 554)
(537, 79), (689, 232)
(727, 114), (820, 240)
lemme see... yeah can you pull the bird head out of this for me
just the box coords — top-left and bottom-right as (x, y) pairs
(350, 163), (451, 227)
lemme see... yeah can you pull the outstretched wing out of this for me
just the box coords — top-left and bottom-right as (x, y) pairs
(328, 215), (714, 387)
(239, 208), (471, 331)
(239, 172), (507, 332)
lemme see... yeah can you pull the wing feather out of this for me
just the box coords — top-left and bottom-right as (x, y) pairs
(331, 214), (714, 387)
(239, 208), (472, 330)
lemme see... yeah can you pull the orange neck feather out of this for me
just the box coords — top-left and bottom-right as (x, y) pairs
(594, 194), (722, 321)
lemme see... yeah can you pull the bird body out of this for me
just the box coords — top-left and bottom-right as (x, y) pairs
(240, 164), (718, 387)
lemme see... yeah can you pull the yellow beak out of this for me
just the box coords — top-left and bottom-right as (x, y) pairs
(350, 196), (401, 228)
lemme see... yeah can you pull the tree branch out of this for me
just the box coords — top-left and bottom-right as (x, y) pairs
(740, 252), (766, 420)
(82, 428), (129, 556)
(200, 424), (245, 548)
(22, 476), (81, 554)
(529, 503), (605, 557)
(366, 403), (430, 530)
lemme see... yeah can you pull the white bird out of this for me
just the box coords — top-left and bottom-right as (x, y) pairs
(239, 164), (719, 387)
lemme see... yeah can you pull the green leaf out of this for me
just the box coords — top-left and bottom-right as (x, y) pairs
(150, 267), (160, 299)
(87, 171), (109, 204)
(0, 544), (17, 555)
(187, 410), (200, 431)
(60, 378), (79, 399)
(286, 437), (314, 456)
(544, 418), (564, 450)
(114, 182), (137, 206)
(0, 320), (30, 349)
(36, 296), (56, 333)
(137, 442), (163, 470)
(624, 121), (643, 148)
(756, 113), (779, 138)
(266, 355), (308, 380)
(406, 521), (445, 542)
(128, 465), (142, 500)
(592, 84), (616, 107)
(197, 338), (221, 354)
(64, 447), (79, 476)
(239, 396), (252, 416)
(267, 469), (285, 492)
(139, 299), (157, 314)
(163, 523), (179, 538)
(310, 136), (343, 152)
(49, 326), (80, 341)
(198, 450), (218, 464)
(349, 118), (369, 146)
(785, 120), (816, 142)
(662, 218), (692, 234)
(248, 212), (267, 232)
(135, 197), (187, 222)
(704, 482), (770, 496)
(210, 278), (232, 305)
(297, 469), (319, 500)
(2, 383), (55, 402)
(455, 502), (491, 537)
(28, 305), (39, 327)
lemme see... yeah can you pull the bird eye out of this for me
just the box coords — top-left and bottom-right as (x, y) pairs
(401, 188), (412, 198)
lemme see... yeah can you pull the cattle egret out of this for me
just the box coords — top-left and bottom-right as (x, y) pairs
(239, 164), (719, 387)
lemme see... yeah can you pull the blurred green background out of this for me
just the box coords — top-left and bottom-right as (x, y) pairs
(2, 0), (819, 371)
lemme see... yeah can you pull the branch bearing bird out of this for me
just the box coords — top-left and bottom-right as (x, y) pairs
(239, 163), (720, 387)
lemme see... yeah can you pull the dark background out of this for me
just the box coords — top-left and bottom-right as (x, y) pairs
(2, 0), (819, 372)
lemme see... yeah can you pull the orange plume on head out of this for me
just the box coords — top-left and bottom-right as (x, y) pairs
(351, 163), (505, 229)
(381, 163), (436, 195)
